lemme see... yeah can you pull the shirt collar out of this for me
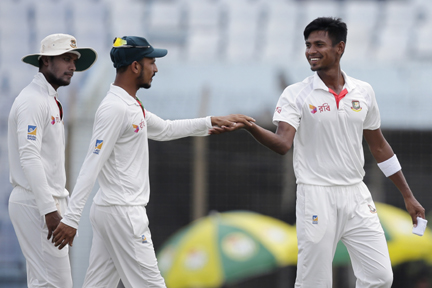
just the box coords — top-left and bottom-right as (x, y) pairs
(109, 84), (140, 106)
(312, 70), (356, 93)
(33, 72), (58, 97)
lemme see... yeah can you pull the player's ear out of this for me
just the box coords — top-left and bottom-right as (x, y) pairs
(337, 41), (345, 57)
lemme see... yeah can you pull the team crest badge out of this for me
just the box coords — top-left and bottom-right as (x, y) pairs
(312, 215), (318, 224)
(276, 107), (282, 114)
(70, 39), (77, 48)
(142, 235), (148, 243)
(351, 100), (362, 112)
(368, 204), (377, 214)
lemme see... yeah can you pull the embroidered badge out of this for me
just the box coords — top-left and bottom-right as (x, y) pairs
(142, 235), (148, 243)
(27, 125), (37, 140)
(70, 39), (77, 48)
(309, 104), (317, 114)
(351, 100), (362, 112)
(51, 116), (56, 125)
(368, 205), (377, 214)
(93, 139), (103, 154)
(276, 107), (282, 114)
(312, 215), (318, 224)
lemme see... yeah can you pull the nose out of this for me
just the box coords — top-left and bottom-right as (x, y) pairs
(70, 61), (77, 71)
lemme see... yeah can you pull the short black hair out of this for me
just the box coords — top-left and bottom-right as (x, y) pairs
(304, 17), (347, 46)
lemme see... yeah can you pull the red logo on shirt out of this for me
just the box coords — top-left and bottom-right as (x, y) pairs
(318, 103), (331, 113)
(276, 107), (282, 114)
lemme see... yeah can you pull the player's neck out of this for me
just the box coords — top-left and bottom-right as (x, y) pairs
(317, 68), (345, 94)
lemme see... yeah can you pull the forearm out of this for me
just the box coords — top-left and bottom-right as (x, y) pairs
(245, 123), (292, 155)
(388, 170), (414, 200)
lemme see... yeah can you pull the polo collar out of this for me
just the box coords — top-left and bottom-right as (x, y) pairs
(110, 84), (139, 106)
(33, 72), (58, 98)
(312, 70), (356, 93)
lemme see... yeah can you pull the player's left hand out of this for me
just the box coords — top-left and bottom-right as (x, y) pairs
(52, 222), (77, 250)
(404, 196), (426, 227)
(210, 114), (255, 134)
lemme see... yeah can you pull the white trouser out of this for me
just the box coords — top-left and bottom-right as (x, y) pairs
(8, 186), (72, 288)
(83, 203), (166, 288)
(295, 182), (393, 288)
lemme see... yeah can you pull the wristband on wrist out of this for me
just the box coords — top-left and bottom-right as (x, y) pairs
(377, 154), (401, 177)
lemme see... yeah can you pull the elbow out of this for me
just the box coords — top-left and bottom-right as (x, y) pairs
(275, 143), (292, 155)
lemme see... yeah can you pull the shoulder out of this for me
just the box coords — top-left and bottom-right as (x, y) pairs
(347, 75), (374, 94)
(95, 93), (129, 121)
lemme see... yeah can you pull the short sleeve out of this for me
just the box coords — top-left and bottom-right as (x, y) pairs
(272, 86), (301, 130)
(363, 85), (381, 130)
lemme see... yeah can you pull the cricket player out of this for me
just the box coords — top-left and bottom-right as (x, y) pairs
(8, 33), (97, 287)
(52, 36), (254, 287)
(243, 18), (425, 287)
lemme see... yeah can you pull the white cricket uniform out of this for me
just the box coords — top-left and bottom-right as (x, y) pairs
(62, 84), (213, 288)
(273, 71), (392, 288)
(8, 72), (72, 288)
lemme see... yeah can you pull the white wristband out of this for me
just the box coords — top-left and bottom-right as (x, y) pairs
(377, 154), (401, 177)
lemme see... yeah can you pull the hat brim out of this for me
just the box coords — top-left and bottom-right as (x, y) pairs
(22, 47), (98, 72)
(145, 48), (167, 58)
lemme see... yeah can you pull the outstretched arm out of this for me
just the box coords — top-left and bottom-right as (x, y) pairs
(363, 128), (425, 226)
(243, 121), (296, 155)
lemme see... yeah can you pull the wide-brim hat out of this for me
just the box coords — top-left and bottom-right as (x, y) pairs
(110, 36), (167, 68)
(22, 33), (97, 72)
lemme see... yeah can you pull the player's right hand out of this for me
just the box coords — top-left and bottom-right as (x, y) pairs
(52, 222), (77, 250)
(45, 211), (62, 241)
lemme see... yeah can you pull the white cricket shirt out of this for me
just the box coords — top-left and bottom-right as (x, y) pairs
(8, 72), (68, 216)
(62, 84), (212, 229)
(273, 71), (381, 186)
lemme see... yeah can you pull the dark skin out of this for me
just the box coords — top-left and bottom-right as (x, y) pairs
(244, 30), (425, 226)
(39, 53), (78, 241)
(52, 57), (255, 249)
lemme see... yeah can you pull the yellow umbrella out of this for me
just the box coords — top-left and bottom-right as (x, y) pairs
(157, 211), (297, 288)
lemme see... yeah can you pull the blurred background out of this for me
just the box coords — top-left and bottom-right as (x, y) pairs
(1, 0), (432, 287)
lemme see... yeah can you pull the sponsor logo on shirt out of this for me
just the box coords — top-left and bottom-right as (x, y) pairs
(351, 100), (362, 112)
(312, 215), (318, 224)
(368, 204), (377, 214)
(51, 116), (56, 125)
(276, 107), (282, 114)
(133, 124), (139, 133)
(27, 125), (37, 140)
(93, 139), (103, 154)
(142, 235), (148, 243)
(318, 103), (331, 112)
(309, 104), (317, 114)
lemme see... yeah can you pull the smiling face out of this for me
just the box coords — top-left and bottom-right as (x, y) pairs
(305, 30), (344, 72)
(41, 53), (78, 90)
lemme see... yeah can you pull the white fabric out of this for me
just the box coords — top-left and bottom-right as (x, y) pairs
(9, 186), (72, 288)
(83, 204), (166, 288)
(295, 182), (393, 288)
(377, 154), (402, 177)
(273, 71), (381, 186)
(62, 84), (212, 229)
(8, 72), (69, 216)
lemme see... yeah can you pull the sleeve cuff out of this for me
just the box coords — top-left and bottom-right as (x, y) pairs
(60, 218), (79, 230)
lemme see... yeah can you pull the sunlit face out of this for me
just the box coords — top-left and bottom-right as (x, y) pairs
(305, 31), (343, 72)
(42, 53), (78, 90)
(138, 57), (158, 89)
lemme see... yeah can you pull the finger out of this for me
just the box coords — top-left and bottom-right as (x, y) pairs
(47, 229), (53, 240)
(58, 240), (67, 250)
